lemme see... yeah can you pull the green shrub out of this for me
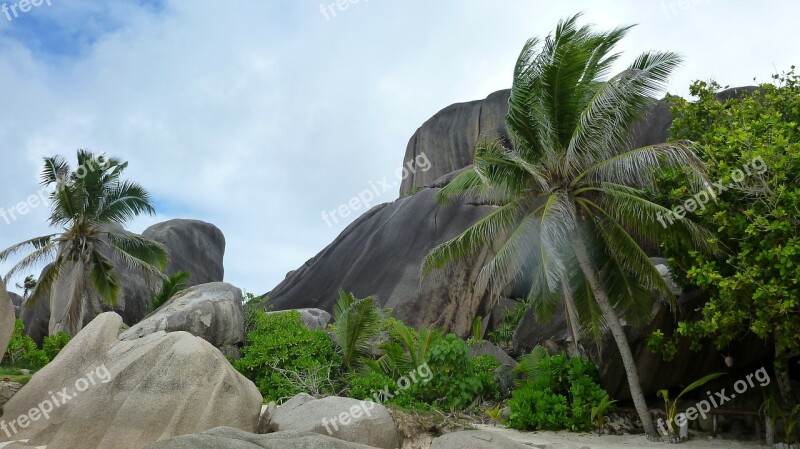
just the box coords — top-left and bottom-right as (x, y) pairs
(242, 292), (271, 336)
(234, 310), (341, 402)
(472, 354), (501, 400)
(41, 332), (72, 361)
(415, 334), (493, 410)
(507, 353), (610, 432)
(3, 320), (48, 369)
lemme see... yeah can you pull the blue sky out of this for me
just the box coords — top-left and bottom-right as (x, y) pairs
(0, 0), (798, 295)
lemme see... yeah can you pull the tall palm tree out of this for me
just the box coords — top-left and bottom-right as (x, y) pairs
(15, 274), (37, 300)
(0, 150), (169, 336)
(422, 15), (714, 439)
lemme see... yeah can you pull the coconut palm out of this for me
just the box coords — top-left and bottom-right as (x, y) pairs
(422, 15), (714, 439)
(0, 150), (169, 335)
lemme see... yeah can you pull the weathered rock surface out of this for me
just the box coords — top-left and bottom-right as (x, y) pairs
(0, 285), (15, 363)
(142, 219), (226, 285)
(0, 312), (262, 449)
(430, 430), (528, 449)
(14, 219), (225, 339)
(270, 395), (399, 449)
(7, 292), (22, 319)
(0, 381), (23, 408)
(145, 428), (380, 449)
(119, 282), (245, 348)
(268, 188), (497, 335)
(265, 308), (331, 330)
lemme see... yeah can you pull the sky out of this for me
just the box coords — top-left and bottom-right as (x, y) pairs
(0, 0), (797, 296)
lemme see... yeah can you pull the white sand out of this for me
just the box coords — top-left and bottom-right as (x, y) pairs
(474, 424), (766, 449)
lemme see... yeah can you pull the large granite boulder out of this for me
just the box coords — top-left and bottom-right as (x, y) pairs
(268, 187), (498, 335)
(142, 219), (226, 285)
(0, 285), (15, 362)
(19, 266), (51, 344)
(265, 308), (331, 330)
(40, 219), (225, 337)
(0, 312), (262, 449)
(430, 430), (528, 449)
(119, 282), (245, 348)
(145, 428), (380, 449)
(399, 89), (679, 196)
(8, 292), (22, 319)
(269, 395), (400, 449)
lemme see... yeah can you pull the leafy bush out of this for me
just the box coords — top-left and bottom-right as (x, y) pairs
(488, 302), (527, 347)
(234, 310), (341, 402)
(415, 334), (496, 410)
(242, 292), (271, 336)
(507, 353), (610, 432)
(2, 319), (48, 369)
(331, 290), (388, 370)
(42, 332), (71, 361)
(472, 354), (501, 400)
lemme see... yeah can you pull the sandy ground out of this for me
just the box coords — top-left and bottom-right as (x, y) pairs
(474, 424), (767, 449)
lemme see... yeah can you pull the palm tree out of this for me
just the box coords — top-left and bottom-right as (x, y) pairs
(422, 15), (714, 439)
(331, 290), (387, 370)
(0, 150), (169, 336)
(15, 274), (37, 300)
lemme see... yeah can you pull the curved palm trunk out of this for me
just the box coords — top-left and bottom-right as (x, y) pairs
(570, 233), (658, 440)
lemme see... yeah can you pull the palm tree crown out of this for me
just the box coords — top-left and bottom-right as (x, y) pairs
(422, 14), (714, 439)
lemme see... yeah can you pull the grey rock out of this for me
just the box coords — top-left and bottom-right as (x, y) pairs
(142, 219), (226, 285)
(267, 189), (498, 336)
(431, 430), (528, 449)
(8, 291), (22, 319)
(265, 308), (331, 330)
(0, 285), (15, 363)
(0, 381), (22, 408)
(2, 312), (262, 449)
(19, 265), (51, 344)
(119, 282), (245, 348)
(145, 428), (379, 449)
(270, 395), (399, 449)
(258, 402), (277, 434)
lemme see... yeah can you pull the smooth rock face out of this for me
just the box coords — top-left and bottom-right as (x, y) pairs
(31, 219), (224, 338)
(270, 395), (399, 449)
(267, 189), (498, 335)
(145, 428), (379, 449)
(399, 89), (678, 197)
(265, 308), (331, 330)
(142, 219), (226, 285)
(8, 292), (22, 319)
(0, 285), (15, 363)
(431, 430), (528, 449)
(19, 266), (51, 344)
(119, 282), (245, 348)
(400, 90), (512, 196)
(1, 312), (262, 449)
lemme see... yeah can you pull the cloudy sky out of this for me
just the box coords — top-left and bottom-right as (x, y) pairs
(0, 0), (797, 295)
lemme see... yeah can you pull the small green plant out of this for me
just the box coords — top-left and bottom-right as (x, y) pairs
(657, 372), (725, 441)
(507, 351), (610, 432)
(374, 319), (441, 378)
(150, 271), (191, 312)
(417, 334), (494, 410)
(488, 303), (527, 347)
(761, 392), (799, 445)
(41, 332), (71, 361)
(234, 310), (341, 403)
(647, 330), (679, 361)
(484, 403), (503, 426)
(2, 320), (48, 369)
(331, 290), (388, 371)
(242, 292), (271, 336)
(470, 316), (484, 343)
(591, 394), (618, 435)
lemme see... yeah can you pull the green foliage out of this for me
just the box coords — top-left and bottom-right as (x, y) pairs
(472, 354), (501, 400)
(150, 271), (192, 312)
(2, 320), (48, 369)
(416, 334), (495, 410)
(470, 316), (484, 343)
(488, 303), (527, 347)
(344, 370), (426, 409)
(331, 290), (387, 370)
(41, 332), (71, 361)
(660, 69), (800, 367)
(484, 403), (503, 426)
(234, 310), (341, 403)
(507, 352), (610, 432)
(242, 292), (271, 336)
(646, 329), (678, 361)
(375, 319), (441, 379)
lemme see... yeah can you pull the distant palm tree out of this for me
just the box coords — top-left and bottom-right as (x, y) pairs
(0, 150), (169, 335)
(422, 15), (714, 439)
(15, 274), (37, 300)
